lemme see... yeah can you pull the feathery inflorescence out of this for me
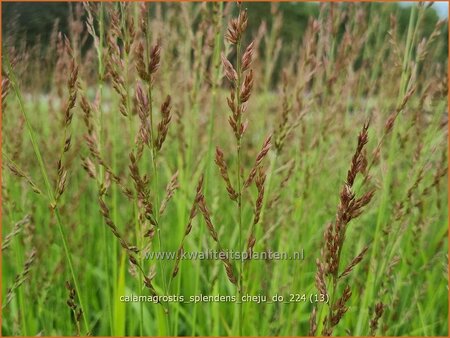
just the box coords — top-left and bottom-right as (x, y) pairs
(197, 192), (238, 286)
(55, 37), (79, 202)
(65, 281), (83, 336)
(369, 302), (385, 336)
(3, 249), (36, 309)
(215, 146), (238, 201)
(5, 160), (42, 195)
(314, 122), (375, 336)
(172, 175), (204, 279)
(155, 95), (172, 152)
(2, 215), (31, 252)
(2, 2), (448, 336)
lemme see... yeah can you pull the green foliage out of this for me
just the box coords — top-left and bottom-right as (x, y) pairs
(1, 2), (448, 337)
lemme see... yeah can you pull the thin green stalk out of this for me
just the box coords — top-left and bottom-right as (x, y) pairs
(355, 5), (418, 335)
(111, 99), (120, 336)
(172, 170), (187, 335)
(5, 56), (90, 333)
(123, 32), (143, 336)
(204, 2), (224, 196)
(255, 151), (278, 334)
(148, 105), (171, 335)
(5, 195), (28, 336)
(235, 36), (244, 337)
(237, 141), (243, 337)
(145, 28), (171, 335)
(94, 5), (114, 335)
(189, 6), (224, 333)
(190, 241), (201, 336)
(256, 152), (278, 235)
(116, 6), (137, 336)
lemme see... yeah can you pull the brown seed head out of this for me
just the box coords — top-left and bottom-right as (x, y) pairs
(215, 146), (238, 201)
(135, 42), (149, 82)
(221, 53), (237, 83)
(241, 41), (255, 72)
(155, 95), (172, 151)
(225, 9), (248, 44)
(149, 41), (161, 75)
(240, 69), (254, 103)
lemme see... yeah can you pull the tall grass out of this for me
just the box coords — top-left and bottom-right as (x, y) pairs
(1, 2), (448, 336)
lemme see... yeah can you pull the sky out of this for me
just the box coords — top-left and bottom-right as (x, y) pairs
(430, 2), (448, 18)
(400, 1), (448, 18)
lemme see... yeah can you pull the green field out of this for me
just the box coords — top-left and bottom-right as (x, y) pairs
(1, 2), (448, 336)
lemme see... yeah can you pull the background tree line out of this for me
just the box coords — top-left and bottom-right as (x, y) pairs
(2, 1), (447, 88)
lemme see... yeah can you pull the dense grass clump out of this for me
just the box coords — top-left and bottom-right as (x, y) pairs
(2, 2), (448, 336)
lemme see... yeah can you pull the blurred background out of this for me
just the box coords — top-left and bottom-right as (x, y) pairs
(2, 1), (448, 91)
(1, 2), (448, 336)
